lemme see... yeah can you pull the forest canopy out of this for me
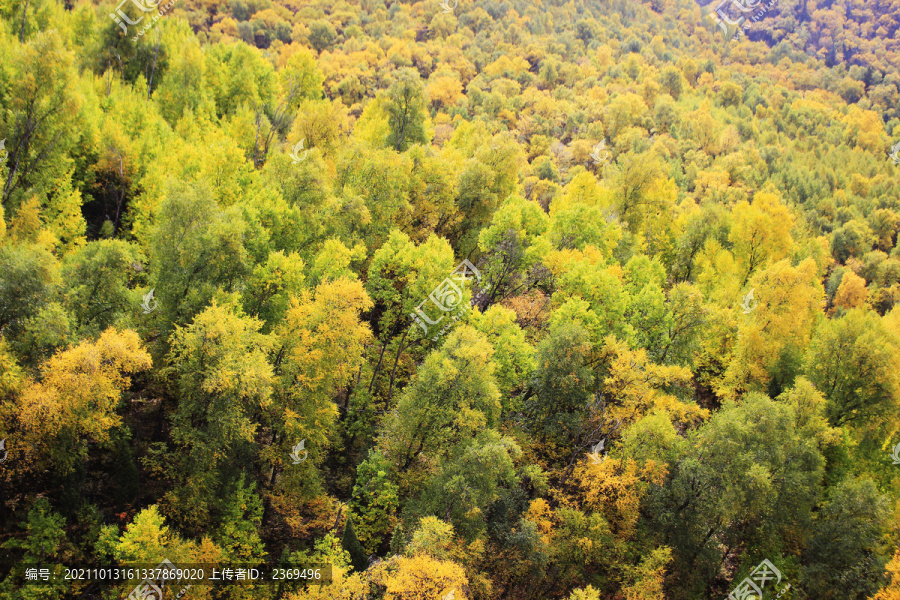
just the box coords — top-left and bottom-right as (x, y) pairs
(0, 0), (899, 598)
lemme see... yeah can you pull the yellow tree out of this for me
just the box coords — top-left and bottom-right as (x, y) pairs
(694, 238), (742, 306)
(621, 547), (673, 600)
(874, 551), (900, 600)
(729, 191), (795, 286)
(285, 572), (368, 600)
(15, 329), (151, 474)
(267, 278), (373, 534)
(350, 517), (472, 600)
(103, 505), (214, 600)
(719, 258), (824, 398)
(378, 555), (469, 600)
(274, 277), (374, 432)
(288, 99), (348, 158)
(833, 270), (868, 312)
(521, 496), (614, 589)
(596, 337), (706, 430)
(575, 411), (683, 541)
(568, 587), (601, 600)
(426, 74), (464, 111)
(576, 455), (666, 540)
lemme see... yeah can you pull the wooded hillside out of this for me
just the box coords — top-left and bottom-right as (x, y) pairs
(0, 0), (899, 598)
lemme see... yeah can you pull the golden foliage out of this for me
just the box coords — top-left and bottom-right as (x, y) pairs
(621, 546), (672, 600)
(833, 270), (868, 311)
(16, 329), (151, 471)
(280, 277), (374, 400)
(729, 191), (795, 286)
(874, 550), (900, 600)
(598, 336), (707, 428)
(378, 554), (469, 600)
(575, 456), (668, 539)
(719, 258), (824, 397)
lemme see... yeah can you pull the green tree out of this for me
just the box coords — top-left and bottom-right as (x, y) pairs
(803, 308), (900, 427)
(470, 305), (536, 406)
(0, 243), (58, 340)
(335, 145), (412, 247)
(0, 499), (70, 600)
(547, 172), (620, 253)
(242, 250), (306, 332)
(800, 478), (890, 600)
(216, 476), (266, 562)
(412, 429), (522, 540)
(0, 29), (82, 209)
(476, 194), (551, 307)
(650, 393), (825, 597)
(341, 516), (369, 572)
(204, 41), (277, 118)
(165, 302), (274, 531)
(450, 132), (524, 253)
(657, 283), (708, 367)
(308, 20), (337, 53)
(154, 30), (213, 124)
(259, 151), (335, 258)
(61, 239), (142, 336)
(147, 180), (252, 339)
(623, 255), (673, 361)
(279, 48), (325, 107)
(379, 326), (501, 489)
(363, 230), (455, 395)
(348, 449), (400, 555)
(659, 66), (684, 100)
(526, 320), (595, 445)
(9, 301), (72, 368)
(384, 69), (430, 152)
(609, 152), (667, 234)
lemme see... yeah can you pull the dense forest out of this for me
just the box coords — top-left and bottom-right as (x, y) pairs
(0, 0), (899, 598)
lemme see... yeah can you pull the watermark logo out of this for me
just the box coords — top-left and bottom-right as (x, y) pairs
(131, 0), (177, 41)
(289, 139), (308, 164)
(111, 0), (177, 42)
(439, 0), (458, 12)
(591, 139), (610, 165)
(127, 578), (163, 600)
(0, 139), (7, 161)
(410, 260), (485, 341)
(708, 0), (745, 39)
(890, 141), (900, 165)
(741, 288), (758, 314)
(109, 0), (158, 34)
(707, 0), (777, 41)
(140, 289), (158, 314)
(0, 438), (7, 464)
(726, 559), (789, 600)
(290, 440), (308, 464)
(890, 441), (900, 465)
(127, 559), (190, 600)
(588, 439), (606, 464)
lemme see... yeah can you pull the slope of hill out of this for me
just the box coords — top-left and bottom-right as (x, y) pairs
(0, 0), (899, 599)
